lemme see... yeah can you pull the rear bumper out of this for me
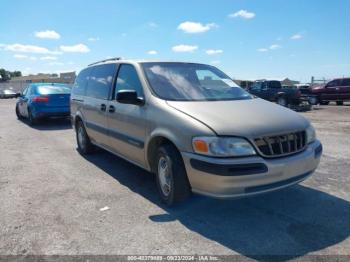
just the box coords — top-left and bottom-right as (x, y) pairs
(31, 106), (70, 118)
(181, 140), (322, 199)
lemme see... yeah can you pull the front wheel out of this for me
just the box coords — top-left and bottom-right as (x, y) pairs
(155, 144), (191, 206)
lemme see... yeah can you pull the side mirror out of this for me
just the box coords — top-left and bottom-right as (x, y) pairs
(116, 90), (144, 106)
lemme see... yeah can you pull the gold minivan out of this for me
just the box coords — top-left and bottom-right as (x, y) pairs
(71, 58), (322, 206)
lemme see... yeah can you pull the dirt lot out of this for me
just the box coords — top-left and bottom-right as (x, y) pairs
(0, 98), (349, 259)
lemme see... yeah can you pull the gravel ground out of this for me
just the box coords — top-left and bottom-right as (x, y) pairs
(0, 99), (349, 259)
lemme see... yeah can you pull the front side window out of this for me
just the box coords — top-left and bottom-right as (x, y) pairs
(86, 64), (116, 100)
(115, 64), (144, 97)
(142, 62), (251, 101)
(250, 82), (262, 91)
(268, 81), (282, 89)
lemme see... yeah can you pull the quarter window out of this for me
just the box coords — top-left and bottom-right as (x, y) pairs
(115, 64), (144, 97)
(72, 68), (91, 96)
(86, 64), (116, 100)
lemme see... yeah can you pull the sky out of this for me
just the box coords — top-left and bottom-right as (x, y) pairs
(0, 0), (349, 82)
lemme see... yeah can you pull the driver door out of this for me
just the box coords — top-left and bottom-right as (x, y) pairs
(107, 64), (147, 166)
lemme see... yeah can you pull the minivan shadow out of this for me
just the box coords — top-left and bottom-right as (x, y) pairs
(81, 149), (350, 260)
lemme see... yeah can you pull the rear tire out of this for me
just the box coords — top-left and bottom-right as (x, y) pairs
(15, 104), (22, 119)
(155, 144), (191, 206)
(277, 97), (288, 107)
(28, 108), (37, 125)
(336, 101), (344, 106)
(76, 120), (94, 154)
(308, 96), (319, 105)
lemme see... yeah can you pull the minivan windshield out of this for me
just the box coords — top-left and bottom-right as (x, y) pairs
(142, 62), (252, 101)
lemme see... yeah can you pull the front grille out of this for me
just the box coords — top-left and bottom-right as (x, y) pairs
(254, 131), (306, 158)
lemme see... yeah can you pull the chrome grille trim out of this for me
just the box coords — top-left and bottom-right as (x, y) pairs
(253, 130), (307, 158)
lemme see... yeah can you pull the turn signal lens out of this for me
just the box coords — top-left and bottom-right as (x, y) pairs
(193, 139), (209, 153)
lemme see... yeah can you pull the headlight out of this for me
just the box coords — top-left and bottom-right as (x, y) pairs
(192, 136), (256, 157)
(306, 125), (316, 144)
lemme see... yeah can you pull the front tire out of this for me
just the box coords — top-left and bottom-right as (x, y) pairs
(76, 120), (94, 154)
(155, 144), (191, 206)
(336, 101), (344, 106)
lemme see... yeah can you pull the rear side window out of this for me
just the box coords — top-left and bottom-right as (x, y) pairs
(341, 78), (350, 86)
(115, 64), (144, 97)
(327, 79), (341, 87)
(72, 68), (91, 96)
(86, 64), (116, 100)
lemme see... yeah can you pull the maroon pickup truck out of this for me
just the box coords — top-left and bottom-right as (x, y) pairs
(309, 78), (350, 105)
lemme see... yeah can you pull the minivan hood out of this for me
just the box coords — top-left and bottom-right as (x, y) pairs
(166, 98), (309, 138)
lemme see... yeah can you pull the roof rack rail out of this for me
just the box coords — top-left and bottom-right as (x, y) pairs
(88, 57), (122, 66)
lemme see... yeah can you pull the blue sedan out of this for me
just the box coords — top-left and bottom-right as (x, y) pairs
(16, 83), (71, 125)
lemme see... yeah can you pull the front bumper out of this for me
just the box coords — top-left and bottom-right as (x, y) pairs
(181, 140), (322, 199)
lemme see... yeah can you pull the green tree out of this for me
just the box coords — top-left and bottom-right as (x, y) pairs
(0, 68), (10, 81)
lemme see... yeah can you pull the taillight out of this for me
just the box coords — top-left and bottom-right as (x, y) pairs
(32, 96), (49, 103)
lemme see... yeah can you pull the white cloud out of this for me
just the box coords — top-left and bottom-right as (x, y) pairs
(40, 56), (57, 61)
(172, 44), (198, 53)
(48, 62), (64, 66)
(269, 44), (281, 50)
(13, 54), (37, 60)
(291, 34), (303, 40)
(1, 43), (59, 54)
(229, 10), (255, 19)
(177, 21), (217, 33)
(88, 37), (100, 42)
(257, 48), (268, 52)
(147, 50), (158, 55)
(206, 49), (223, 55)
(35, 30), (61, 39)
(59, 44), (90, 53)
(14, 54), (28, 59)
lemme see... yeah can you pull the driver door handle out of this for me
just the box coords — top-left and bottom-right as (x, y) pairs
(109, 105), (115, 113)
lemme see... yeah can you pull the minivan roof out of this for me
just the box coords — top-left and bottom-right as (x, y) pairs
(87, 58), (211, 67)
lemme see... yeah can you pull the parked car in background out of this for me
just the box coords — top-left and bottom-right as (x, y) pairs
(0, 89), (20, 99)
(71, 59), (322, 206)
(16, 83), (71, 125)
(248, 80), (309, 108)
(309, 78), (350, 105)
